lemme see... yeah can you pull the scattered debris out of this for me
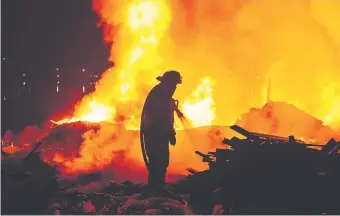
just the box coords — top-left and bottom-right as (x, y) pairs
(1, 152), (60, 214)
(1, 124), (340, 214)
(178, 125), (340, 214)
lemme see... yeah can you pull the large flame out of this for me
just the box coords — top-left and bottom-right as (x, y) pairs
(55, 0), (172, 129)
(42, 0), (340, 177)
(182, 77), (216, 127)
(55, 100), (116, 124)
(55, 0), (340, 131)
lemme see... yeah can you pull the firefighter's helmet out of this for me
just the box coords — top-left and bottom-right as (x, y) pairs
(156, 70), (182, 84)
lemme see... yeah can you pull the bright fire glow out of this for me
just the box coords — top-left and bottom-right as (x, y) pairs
(321, 84), (340, 128)
(55, 0), (172, 129)
(182, 77), (216, 127)
(51, 123), (125, 172)
(43, 0), (340, 176)
(50, 0), (174, 173)
(55, 100), (115, 125)
(55, 0), (340, 131)
(55, 0), (340, 132)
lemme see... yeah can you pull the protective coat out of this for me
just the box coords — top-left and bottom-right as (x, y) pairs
(140, 83), (176, 188)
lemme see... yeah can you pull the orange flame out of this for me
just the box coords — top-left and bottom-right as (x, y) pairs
(55, 0), (172, 129)
(55, 0), (340, 131)
(50, 0), (175, 173)
(182, 77), (216, 127)
(55, 100), (116, 124)
(322, 84), (340, 128)
(48, 0), (340, 175)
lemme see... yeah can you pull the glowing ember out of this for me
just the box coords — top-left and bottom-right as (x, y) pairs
(299, 137), (317, 144)
(2, 145), (20, 154)
(52, 124), (121, 173)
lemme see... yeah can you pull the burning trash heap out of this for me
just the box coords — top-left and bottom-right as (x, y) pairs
(179, 125), (340, 214)
(2, 102), (340, 214)
(3, 0), (340, 214)
(2, 119), (340, 214)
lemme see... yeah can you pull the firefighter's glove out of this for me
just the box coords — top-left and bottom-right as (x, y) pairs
(169, 130), (176, 146)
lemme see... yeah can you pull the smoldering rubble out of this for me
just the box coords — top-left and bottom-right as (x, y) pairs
(2, 122), (339, 215)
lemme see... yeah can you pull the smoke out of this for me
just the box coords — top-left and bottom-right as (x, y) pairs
(3, 0), (340, 191)
(3, 121), (225, 187)
(236, 101), (340, 142)
(89, 0), (340, 186)
(88, 0), (340, 129)
(155, 0), (340, 128)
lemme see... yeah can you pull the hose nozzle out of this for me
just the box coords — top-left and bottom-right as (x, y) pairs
(173, 99), (184, 118)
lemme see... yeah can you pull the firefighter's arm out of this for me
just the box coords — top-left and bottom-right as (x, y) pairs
(169, 129), (176, 146)
(172, 98), (185, 119)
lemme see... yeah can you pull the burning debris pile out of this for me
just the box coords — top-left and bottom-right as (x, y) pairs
(2, 124), (339, 214)
(176, 125), (340, 214)
(2, 101), (339, 191)
(235, 101), (340, 143)
(4, 101), (339, 175)
(2, 0), (340, 213)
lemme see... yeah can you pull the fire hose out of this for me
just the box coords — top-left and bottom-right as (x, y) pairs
(140, 101), (150, 170)
(140, 99), (189, 170)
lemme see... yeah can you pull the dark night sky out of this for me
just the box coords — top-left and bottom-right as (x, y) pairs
(1, 0), (111, 134)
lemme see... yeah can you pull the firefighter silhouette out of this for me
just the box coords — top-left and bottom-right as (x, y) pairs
(140, 70), (182, 191)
